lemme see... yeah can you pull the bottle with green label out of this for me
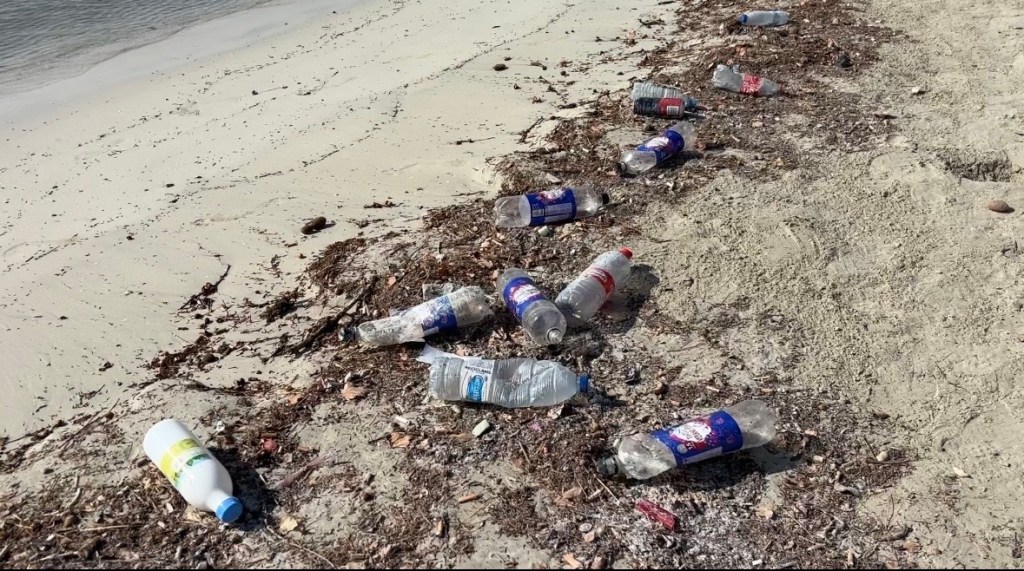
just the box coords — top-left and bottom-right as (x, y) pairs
(143, 419), (243, 523)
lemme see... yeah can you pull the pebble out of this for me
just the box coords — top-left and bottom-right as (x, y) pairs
(493, 63), (508, 71)
(910, 85), (927, 95)
(986, 199), (1013, 213)
(537, 226), (554, 237)
(472, 420), (491, 437)
(545, 173), (562, 184)
(875, 449), (889, 462)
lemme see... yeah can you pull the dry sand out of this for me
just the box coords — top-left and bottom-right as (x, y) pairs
(2, 0), (1024, 568)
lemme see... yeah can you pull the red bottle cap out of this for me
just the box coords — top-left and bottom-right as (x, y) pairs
(619, 247), (633, 260)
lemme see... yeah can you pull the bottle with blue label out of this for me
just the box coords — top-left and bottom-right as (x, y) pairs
(597, 400), (778, 479)
(498, 268), (567, 345)
(428, 355), (589, 408)
(618, 120), (696, 176)
(357, 286), (492, 347)
(494, 186), (610, 228)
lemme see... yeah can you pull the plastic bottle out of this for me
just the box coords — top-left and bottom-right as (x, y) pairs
(429, 355), (589, 408)
(144, 419), (243, 523)
(618, 121), (695, 177)
(711, 64), (782, 96)
(596, 400), (778, 480)
(555, 248), (634, 321)
(493, 186), (609, 228)
(498, 268), (566, 345)
(738, 10), (789, 26)
(630, 81), (697, 104)
(357, 286), (492, 347)
(633, 97), (698, 119)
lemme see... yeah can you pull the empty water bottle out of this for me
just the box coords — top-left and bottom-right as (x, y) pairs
(555, 248), (633, 321)
(498, 268), (566, 345)
(494, 186), (609, 228)
(711, 64), (782, 96)
(597, 400), (778, 480)
(631, 82), (699, 118)
(429, 355), (589, 408)
(358, 286), (492, 347)
(631, 81), (692, 102)
(618, 121), (695, 176)
(738, 10), (789, 26)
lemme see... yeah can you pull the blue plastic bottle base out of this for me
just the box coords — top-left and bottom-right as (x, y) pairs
(216, 496), (243, 523)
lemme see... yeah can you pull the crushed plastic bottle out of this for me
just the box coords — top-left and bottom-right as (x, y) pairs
(711, 64), (782, 97)
(498, 268), (566, 345)
(494, 186), (609, 228)
(618, 120), (695, 177)
(357, 286), (492, 347)
(144, 419), (243, 523)
(631, 81), (699, 118)
(597, 400), (778, 479)
(555, 248), (634, 321)
(429, 355), (589, 408)
(738, 10), (789, 26)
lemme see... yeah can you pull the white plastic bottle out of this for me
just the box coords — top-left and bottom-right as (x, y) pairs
(357, 287), (492, 347)
(618, 121), (695, 176)
(555, 248), (633, 321)
(494, 186), (609, 228)
(738, 10), (789, 26)
(711, 64), (782, 96)
(429, 355), (589, 408)
(144, 419), (243, 523)
(596, 400), (778, 480)
(498, 268), (566, 345)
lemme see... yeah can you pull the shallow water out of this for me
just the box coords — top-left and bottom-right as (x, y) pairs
(0, 0), (273, 94)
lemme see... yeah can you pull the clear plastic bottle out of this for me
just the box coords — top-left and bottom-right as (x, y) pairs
(631, 81), (695, 103)
(618, 120), (695, 177)
(357, 286), (492, 347)
(429, 355), (589, 408)
(494, 186), (609, 228)
(498, 268), (566, 345)
(711, 64), (782, 96)
(555, 248), (634, 321)
(144, 419), (243, 523)
(630, 81), (699, 117)
(597, 400), (778, 480)
(738, 10), (790, 26)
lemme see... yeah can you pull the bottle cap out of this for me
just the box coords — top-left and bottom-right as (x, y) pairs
(596, 457), (619, 478)
(547, 329), (564, 344)
(215, 496), (243, 524)
(616, 162), (629, 177)
(619, 247), (633, 260)
(578, 375), (590, 393)
(600, 193), (610, 205)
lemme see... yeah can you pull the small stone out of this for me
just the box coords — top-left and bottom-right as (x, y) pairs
(301, 216), (328, 235)
(1014, 300), (1024, 311)
(537, 226), (554, 237)
(472, 420), (491, 437)
(752, 121), (764, 128)
(952, 467), (970, 479)
(836, 52), (852, 68)
(652, 381), (668, 396)
(986, 199), (1013, 213)
(544, 173), (562, 184)
(590, 556), (607, 570)
(875, 450), (890, 462)
(493, 63), (508, 71)
(910, 85), (926, 95)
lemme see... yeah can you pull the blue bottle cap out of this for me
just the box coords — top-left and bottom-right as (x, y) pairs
(216, 496), (243, 524)
(578, 375), (590, 393)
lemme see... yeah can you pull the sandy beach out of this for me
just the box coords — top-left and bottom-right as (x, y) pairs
(2, 0), (1023, 568)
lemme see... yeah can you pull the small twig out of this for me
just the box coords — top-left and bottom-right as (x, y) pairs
(638, 17), (666, 27)
(78, 524), (135, 533)
(451, 136), (496, 146)
(273, 454), (334, 490)
(595, 478), (620, 504)
(267, 529), (336, 568)
(179, 264), (231, 311)
(58, 400), (119, 456)
(518, 117), (546, 144)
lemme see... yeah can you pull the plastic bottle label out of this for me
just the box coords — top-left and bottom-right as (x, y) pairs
(583, 266), (616, 296)
(633, 98), (687, 118)
(636, 129), (685, 164)
(527, 188), (577, 226)
(460, 359), (494, 402)
(650, 411), (743, 465)
(418, 295), (458, 336)
(740, 74), (764, 95)
(158, 438), (211, 487)
(502, 276), (545, 321)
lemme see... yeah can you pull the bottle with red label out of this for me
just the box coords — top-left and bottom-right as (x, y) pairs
(554, 247), (634, 322)
(711, 64), (782, 96)
(618, 120), (695, 176)
(630, 81), (699, 118)
(498, 268), (567, 345)
(597, 400), (778, 480)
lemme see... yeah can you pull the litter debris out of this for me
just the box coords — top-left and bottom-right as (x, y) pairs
(555, 247), (633, 321)
(357, 287), (492, 346)
(635, 499), (678, 531)
(598, 400), (778, 479)
(738, 10), (789, 26)
(619, 121), (696, 176)
(498, 268), (566, 345)
(429, 355), (588, 408)
(712, 64), (782, 96)
(494, 186), (609, 228)
(143, 419), (243, 524)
